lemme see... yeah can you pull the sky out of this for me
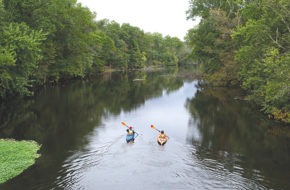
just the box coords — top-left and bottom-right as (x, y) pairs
(77, 0), (198, 40)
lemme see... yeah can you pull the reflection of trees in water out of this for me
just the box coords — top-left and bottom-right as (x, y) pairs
(185, 86), (290, 189)
(0, 69), (189, 187)
(0, 69), (185, 142)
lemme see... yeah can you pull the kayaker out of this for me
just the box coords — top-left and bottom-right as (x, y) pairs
(157, 130), (168, 145)
(126, 126), (135, 135)
(126, 126), (136, 143)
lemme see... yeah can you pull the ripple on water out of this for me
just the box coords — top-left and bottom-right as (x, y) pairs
(52, 136), (270, 190)
(53, 139), (119, 189)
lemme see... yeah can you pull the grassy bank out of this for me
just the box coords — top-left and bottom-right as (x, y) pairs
(0, 139), (41, 184)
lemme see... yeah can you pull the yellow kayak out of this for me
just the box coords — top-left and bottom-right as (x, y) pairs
(157, 137), (167, 145)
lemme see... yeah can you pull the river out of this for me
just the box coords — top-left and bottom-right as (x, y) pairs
(0, 68), (289, 190)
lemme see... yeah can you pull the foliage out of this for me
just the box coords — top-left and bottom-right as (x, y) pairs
(186, 7), (240, 86)
(0, 22), (46, 96)
(186, 0), (290, 123)
(0, 0), (189, 98)
(232, 0), (290, 122)
(0, 139), (40, 184)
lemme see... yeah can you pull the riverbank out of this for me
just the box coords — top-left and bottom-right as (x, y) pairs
(0, 139), (40, 184)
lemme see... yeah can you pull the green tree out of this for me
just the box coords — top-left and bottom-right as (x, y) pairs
(99, 20), (130, 69)
(232, 0), (290, 122)
(186, 6), (240, 85)
(3, 0), (99, 81)
(0, 22), (46, 96)
(187, 0), (290, 122)
(0, 0), (188, 99)
(120, 24), (146, 69)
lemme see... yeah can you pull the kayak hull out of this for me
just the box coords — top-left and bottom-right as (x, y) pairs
(157, 138), (167, 146)
(126, 134), (135, 143)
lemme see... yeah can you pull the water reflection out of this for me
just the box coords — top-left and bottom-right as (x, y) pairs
(186, 86), (290, 189)
(0, 69), (186, 189)
(0, 68), (289, 190)
(0, 69), (184, 140)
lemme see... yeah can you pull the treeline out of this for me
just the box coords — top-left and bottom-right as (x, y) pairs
(0, 0), (190, 98)
(186, 0), (290, 123)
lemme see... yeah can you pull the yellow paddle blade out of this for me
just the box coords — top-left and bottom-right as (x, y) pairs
(121, 122), (128, 127)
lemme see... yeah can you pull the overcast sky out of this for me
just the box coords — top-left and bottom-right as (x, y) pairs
(77, 0), (198, 40)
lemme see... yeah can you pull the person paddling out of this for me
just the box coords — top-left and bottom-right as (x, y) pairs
(126, 126), (136, 143)
(157, 130), (168, 145)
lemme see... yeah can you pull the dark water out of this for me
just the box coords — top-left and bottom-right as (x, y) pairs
(0, 68), (290, 190)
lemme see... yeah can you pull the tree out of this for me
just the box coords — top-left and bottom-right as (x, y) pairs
(232, 0), (290, 122)
(186, 0), (290, 122)
(0, 22), (46, 96)
(186, 6), (240, 86)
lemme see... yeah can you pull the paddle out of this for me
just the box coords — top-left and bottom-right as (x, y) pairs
(150, 124), (161, 132)
(150, 124), (169, 138)
(121, 122), (139, 135)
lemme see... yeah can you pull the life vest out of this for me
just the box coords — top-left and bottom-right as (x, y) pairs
(159, 134), (166, 139)
(128, 129), (134, 135)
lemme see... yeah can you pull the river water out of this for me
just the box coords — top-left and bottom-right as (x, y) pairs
(0, 68), (290, 190)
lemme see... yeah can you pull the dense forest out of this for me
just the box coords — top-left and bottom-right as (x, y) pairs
(186, 0), (290, 123)
(0, 0), (191, 99)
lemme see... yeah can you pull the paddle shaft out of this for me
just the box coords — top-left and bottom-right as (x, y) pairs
(153, 128), (160, 132)
(150, 125), (169, 139)
(121, 122), (139, 135)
